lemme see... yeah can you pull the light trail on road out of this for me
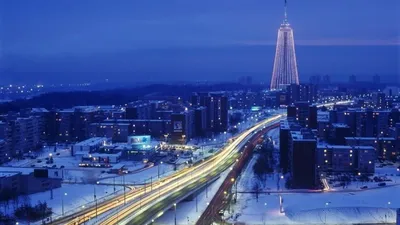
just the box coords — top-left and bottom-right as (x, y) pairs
(97, 114), (283, 225)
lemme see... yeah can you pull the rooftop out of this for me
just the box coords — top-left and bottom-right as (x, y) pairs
(74, 137), (109, 146)
(31, 108), (49, 113)
(332, 123), (349, 128)
(0, 171), (20, 178)
(344, 137), (395, 141)
(317, 144), (375, 150)
(0, 167), (35, 175)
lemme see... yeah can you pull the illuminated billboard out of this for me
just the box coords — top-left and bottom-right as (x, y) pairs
(173, 121), (183, 132)
(128, 135), (151, 146)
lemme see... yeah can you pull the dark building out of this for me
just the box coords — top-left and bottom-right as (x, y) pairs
(289, 130), (317, 189)
(90, 119), (171, 141)
(287, 105), (296, 118)
(329, 123), (351, 145)
(287, 102), (317, 129)
(372, 92), (386, 109)
(191, 92), (228, 133)
(126, 101), (151, 119)
(287, 84), (317, 104)
(170, 110), (194, 144)
(279, 120), (291, 173)
(276, 91), (288, 106)
(194, 107), (207, 137)
(57, 107), (102, 142)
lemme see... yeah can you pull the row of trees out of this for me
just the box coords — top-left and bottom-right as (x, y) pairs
(0, 189), (52, 223)
(252, 137), (276, 201)
(15, 201), (52, 223)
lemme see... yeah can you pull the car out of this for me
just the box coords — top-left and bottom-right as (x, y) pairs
(56, 153), (60, 156)
(218, 210), (224, 216)
(360, 185), (368, 189)
(52, 165), (57, 168)
(60, 165), (65, 169)
(31, 164), (35, 167)
(378, 182), (386, 187)
(37, 160), (42, 163)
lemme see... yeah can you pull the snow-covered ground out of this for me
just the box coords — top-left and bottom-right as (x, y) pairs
(327, 165), (400, 192)
(5, 184), (123, 224)
(237, 154), (285, 192)
(228, 185), (400, 224)
(266, 127), (280, 149)
(100, 163), (175, 185)
(154, 169), (231, 225)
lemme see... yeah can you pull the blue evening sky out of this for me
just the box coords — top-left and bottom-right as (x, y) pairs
(0, 0), (399, 83)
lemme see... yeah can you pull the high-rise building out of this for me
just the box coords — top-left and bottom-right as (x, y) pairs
(126, 101), (151, 119)
(171, 110), (194, 144)
(287, 102), (317, 129)
(289, 130), (317, 189)
(270, 0), (299, 90)
(191, 92), (228, 133)
(0, 114), (42, 157)
(287, 84), (317, 104)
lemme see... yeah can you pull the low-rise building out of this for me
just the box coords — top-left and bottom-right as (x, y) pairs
(317, 144), (375, 174)
(72, 137), (110, 156)
(345, 137), (397, 160)
(0, 167), (62, 196)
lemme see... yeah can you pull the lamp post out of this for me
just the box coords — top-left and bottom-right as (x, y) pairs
(386, 201), (391, 223)
(174, 203), (177, 225)
(158, 161), (163, 179)
(94, 181), (99, 219)
(324, 202), (330, 224)
(116, 200), (120, 225)
(62, 192), (67, 216)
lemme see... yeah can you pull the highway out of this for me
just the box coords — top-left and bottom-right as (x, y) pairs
(196, 122), (279, 225)
(95, 114), (283, 225)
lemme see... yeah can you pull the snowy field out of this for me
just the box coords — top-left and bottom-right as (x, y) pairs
(5, 184), (124, 224)
(228, 185), (400, 224)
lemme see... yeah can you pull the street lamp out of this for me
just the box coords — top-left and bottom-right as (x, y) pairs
(325, 202), (330, 224)
(158, 161), (163, 179)
(174, 203), (177, 225)
(94, 181), (99, 219)
(62, 192), (67, 215)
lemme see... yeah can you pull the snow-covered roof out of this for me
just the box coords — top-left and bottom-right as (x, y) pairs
(0, 171), (19, 178)
(0, 167), (35, 175)
(344, 137), (395, 141)
(332, 123), (349, 128)
(317, 144), (375, 150)
(31, 108), (49, 113)
(74, 137), (108, 147)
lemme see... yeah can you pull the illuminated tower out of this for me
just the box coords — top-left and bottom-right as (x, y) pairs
(270, 0), (299, 90)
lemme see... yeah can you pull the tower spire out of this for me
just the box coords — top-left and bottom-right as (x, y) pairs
(284, 0), (288, 23)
